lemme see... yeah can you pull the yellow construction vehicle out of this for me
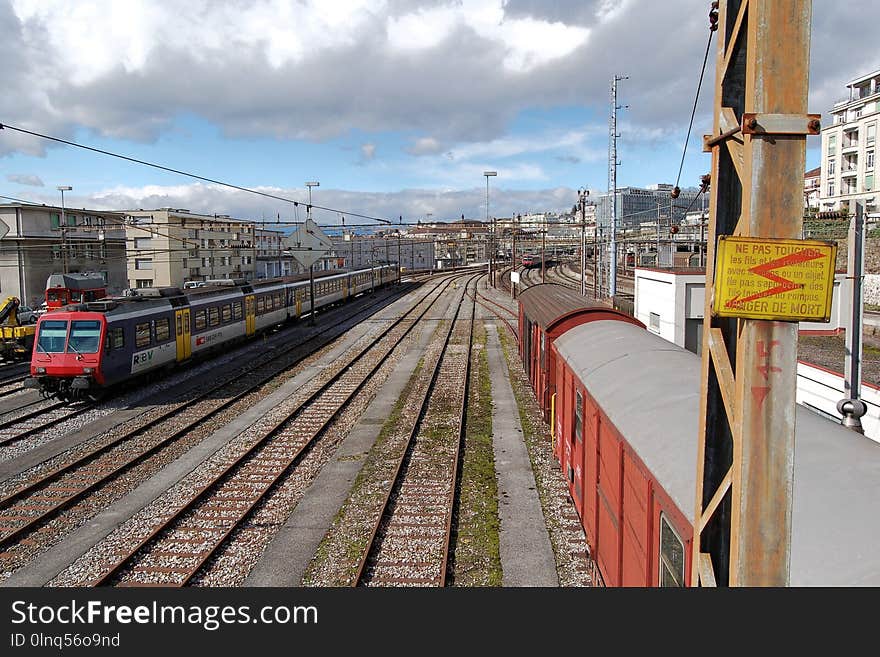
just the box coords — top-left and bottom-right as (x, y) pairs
(0, 296), (36, 361)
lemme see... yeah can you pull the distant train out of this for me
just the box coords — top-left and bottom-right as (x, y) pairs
(521, 251), (557, 269)
(27, 265), (397, 400)
(519, 283), (880, 586)
(45, 272), (107, 310)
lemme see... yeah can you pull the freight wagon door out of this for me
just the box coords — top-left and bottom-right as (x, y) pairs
(175, 309), (192, 361)
(245, 295), (256, 336)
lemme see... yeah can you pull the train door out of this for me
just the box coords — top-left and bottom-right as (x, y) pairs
(571, 388), (585, 518)
(295, 289), (303, 318)
(245, 295), (256, 336)
(343, 276), (349, 301)
(175, 309), (192, 361)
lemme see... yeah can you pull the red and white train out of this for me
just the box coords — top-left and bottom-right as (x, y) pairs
(27, 266), (397, 400)
(519, 283), (880, 586)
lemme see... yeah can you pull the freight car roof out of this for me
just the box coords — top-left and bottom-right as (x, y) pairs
(555, 319), (880, 586)
(518, 283), (619, 331)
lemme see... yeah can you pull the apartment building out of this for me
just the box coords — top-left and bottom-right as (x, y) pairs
(0, 203), (127, 308)
(820, 69), (879, 217)
(125, 209), (256, 288)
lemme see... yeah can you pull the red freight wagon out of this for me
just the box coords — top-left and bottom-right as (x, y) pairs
(543, 318), (880, 586)
(517, 283), (642, 428)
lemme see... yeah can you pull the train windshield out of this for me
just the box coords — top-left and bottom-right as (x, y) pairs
(36, 320), (69, 353)
(68, 320), (102, 354)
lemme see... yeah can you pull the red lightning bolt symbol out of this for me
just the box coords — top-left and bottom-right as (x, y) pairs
(725, 248), (824, 309)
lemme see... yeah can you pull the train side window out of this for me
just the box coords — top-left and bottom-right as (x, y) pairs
(276, 292), (283, 306)
(659, 515), (685, 587)
(135, 322), (151, 348)
(155, 318), (171, 342)
(208, 307), (220, 327)
(232, 302), (243, 320)
(574, 390), (583, 443)
(256, 297), (265, 314)
(111, 327), (124, 349)
(221, 304), (232, 322)
(194, 309), (207, 331)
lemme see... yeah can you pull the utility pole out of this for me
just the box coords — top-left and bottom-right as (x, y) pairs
(397, 215), (402, 284)
(839, 201), (868, 432)
(541, 217), (546, 283)
(593, 225), (600, 299)
(579, 189), (589, 297)
(511, 214), (518, 300)
(57, 185), (72, 275)
(692, 0), (818, 587)
(609, 74), (628, 298)
(484, 171), (497, 286)
(305, 181), (319, 325)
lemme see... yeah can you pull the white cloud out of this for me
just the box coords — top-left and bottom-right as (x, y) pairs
(360, 142), (377, 161)
(5, 173), (44, 186)
(406, 136), (444, 155)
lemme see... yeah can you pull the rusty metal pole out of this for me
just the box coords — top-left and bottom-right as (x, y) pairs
(692, 0), (813, 587)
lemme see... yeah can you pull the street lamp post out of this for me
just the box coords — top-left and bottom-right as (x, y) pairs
(305, 181), (319, 325)
(484, 171), (497, 285)
(57, 185), (72, 274)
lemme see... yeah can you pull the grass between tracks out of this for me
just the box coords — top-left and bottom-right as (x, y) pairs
(301, 355), (422, 586)
(451, 323), (502, 586)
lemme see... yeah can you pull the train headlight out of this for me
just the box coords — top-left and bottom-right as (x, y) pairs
(82, 367), (94, 374)
(36, 367), (46, 374)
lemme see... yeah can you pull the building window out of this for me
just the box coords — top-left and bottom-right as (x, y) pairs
(649, 312), (660, 331)
(866, 174), (874, 192)
(135, 279), (153, 288)
(134, 237), (152, 250)
(828, 158), (835, 175)
(135, 258), (153, 270)
(868, 124), (876, 146)
(659, 515), (685, 587)
(827, 134), (836, 154)
(50, 213), (61, 229)
(867, 150), (875, 170)
(828, 182), (835, 197)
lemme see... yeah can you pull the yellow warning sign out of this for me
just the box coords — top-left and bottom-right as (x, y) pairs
(713, 236), (837, 321)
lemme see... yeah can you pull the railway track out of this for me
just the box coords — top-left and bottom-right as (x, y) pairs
(77, 274), (466, 586)
(0, 277), (456, 566)
(0, 400), (93, 447)
(354, 274), (478, 587)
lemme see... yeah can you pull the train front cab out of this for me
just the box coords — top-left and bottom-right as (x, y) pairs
(29, 312), (106, 398)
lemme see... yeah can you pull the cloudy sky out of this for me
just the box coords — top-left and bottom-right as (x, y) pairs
(1, 0), (877, 227)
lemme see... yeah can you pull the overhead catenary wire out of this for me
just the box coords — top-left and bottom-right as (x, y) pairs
(0, 122), (395, 226)
(671, 2), (718, 199)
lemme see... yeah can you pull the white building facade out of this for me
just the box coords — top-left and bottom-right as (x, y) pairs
(820, 69), (879, 218)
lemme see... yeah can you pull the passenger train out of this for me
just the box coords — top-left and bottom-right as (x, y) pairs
(27, 265), (397, 400)
(519, 283), (880, 586)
